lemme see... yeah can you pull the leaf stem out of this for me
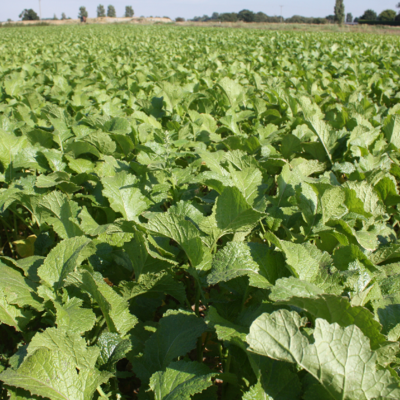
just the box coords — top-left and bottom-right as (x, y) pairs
(96, 385), (107, 398)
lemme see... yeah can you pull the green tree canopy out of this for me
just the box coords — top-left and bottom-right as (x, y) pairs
(361, 9), (377, 20)
(107, 5), (116, 17)
(97, 5), (106, 17)
(219, 13), (238, 22)
(238, 9), (255, 22)
(125, 6), (134, 17)
(61, 12), (66, 20)
(346, 13), (353, 22)
(379, 9), (396, 21)
(19, 9), (39, 21)
(334, 0), (345, 24)
(78, 6), (88, 18)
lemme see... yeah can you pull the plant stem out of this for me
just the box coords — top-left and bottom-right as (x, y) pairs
(96, 385), (107, 398)
(12, 208), (38, 235)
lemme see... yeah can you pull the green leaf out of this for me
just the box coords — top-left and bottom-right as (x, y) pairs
(147, 212), (211, 270)
(0, 293), (33, 331)
(214, 187), (264, 234)
(266, 233), (331, 282)
(38, 237), (95, 290)
(229, 167), (263, 205)
(27, 327), (99, 370)
(97, 332), (132, 371)
(205, 306), (247, 346)
(131, 310), (206, 382)
(246, 353), (302, 400)
(102, 171), (150, 221)
(276, 293), (385, 349)
(68, 271), (137, 336)
(0, 261), (43, 311)
(207, 242), (270, 287)
(270, 277), (324, 301)
(119, 272), (186, 304)
(150, 360), (216, 400)
(247, 309), (400, 400)
(321, 187), (347, 223)
(248, 243), (289, 285)
(53, 297), (96, 334)
(217, 77), (244, 109)
(383, 115), (400, 148)
(38, 191), (84, 239)
(0, 348), (110, 400)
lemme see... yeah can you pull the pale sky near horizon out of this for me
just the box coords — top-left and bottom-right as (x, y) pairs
(2, 1), (399, 22)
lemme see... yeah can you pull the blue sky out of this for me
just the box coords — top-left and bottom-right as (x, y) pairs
(3, 0), (399, 21)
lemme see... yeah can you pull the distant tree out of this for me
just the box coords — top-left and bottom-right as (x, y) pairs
(254, 12), (268, 22)
(53, 14), (58, 20)
(334, 0), (345, 24)
(326, 14), (335, 21)
(219, 12), (238, 22)
(61, 12), (66, 20)
(211, 12), (219, 20)
(238, 9), (255, 22)
(379, 9), (396, 20)
(361, 9), (377, 20)
(78, 6), (88, 19)
(19, 9), (40, 21)
(125, 6), (134, 17)
(346, 12), (353, 22)
(175, 17), (185, 22)
(97, 5), (106, 17)
(107, 5), (116, 17)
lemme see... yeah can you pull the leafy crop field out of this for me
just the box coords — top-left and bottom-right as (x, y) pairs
(0, 24), (400, 400)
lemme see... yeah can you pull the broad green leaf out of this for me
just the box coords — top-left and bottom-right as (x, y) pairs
(131, 310), (206, 382)
(270, 277), (324, 301)
(321, 187), (347, 223)
(277, 293), (385, 349)
(266, 233), (331, 282)
(248, 310), (400, 400)
(53, 297), (96, 334)
(149, 361), (216, 400)
(217, 77), (244, 109)
(147, 212), (211, 270)
(68, 271), (137, 336)
(119, 272), (186, 304)
(38, 237), (95, 290)
(214, 187), (264, 234)
(0, 293), (33, 332)
(27, 327), (99, 370)
(383, 115), (400, 148)
(38, 191), (84, 239)
(102, 171), (151, 221)
(97, 332), (132, 371)
(208, 242), (270, 287)
(0, 261), (43, 311)
(205, 306), (247, 345)
(246, 353), (302, 400)
(0, 348), (110, 400)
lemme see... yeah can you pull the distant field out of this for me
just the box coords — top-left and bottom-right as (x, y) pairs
(2, 18), (400, 35)
(0, 24), (400, 400)
(176, 20), (400, 35)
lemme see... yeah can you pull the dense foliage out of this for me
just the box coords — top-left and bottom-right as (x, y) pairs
(0, 24), (400, 400)
(18, 9), (40, 21)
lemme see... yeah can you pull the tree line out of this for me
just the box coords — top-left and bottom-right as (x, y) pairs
(16, 1), (400, 24)
(191, 2), (399, 25)
(17, 6), (134, 21)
